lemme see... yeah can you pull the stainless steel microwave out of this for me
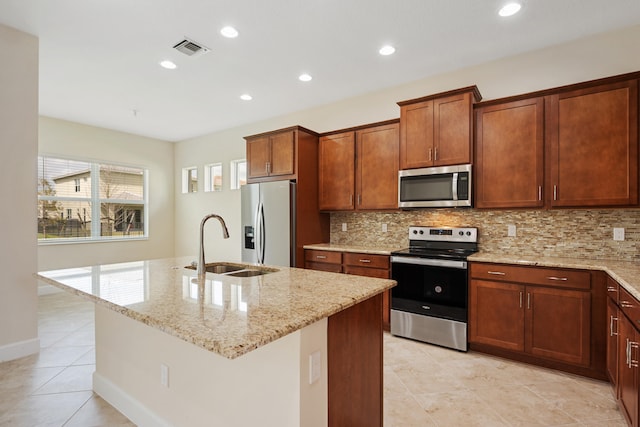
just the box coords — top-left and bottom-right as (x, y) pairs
(398, 164), (472, 208)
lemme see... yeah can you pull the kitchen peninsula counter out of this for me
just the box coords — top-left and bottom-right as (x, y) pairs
(469, 252), (640, 300)
(36, 256), (395, 427)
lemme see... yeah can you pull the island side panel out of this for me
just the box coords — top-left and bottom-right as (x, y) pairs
(327, 293), (383, 427)
(93, 305), (329, 427)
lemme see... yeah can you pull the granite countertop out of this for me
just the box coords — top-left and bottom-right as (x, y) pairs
(36, 256), (395, 360)
(303, 243), (398, 255)
(469, 252), (640, 301)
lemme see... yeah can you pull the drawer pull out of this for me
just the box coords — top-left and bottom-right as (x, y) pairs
(359, 259), (372, 263)
(487, 271), (506, 276)
(546, 276), (568, 281)
(621, 301), (635, 308)
(315, 255), (327, 260)
(607, 286), (618, 293)
(630, 341), (639, 369)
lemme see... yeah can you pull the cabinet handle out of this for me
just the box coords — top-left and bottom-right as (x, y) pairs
(527, 293), (531, 310)
(359, 259), (371, 263)
(349, 194), (353, 206)
(358, 194), (362, 205)
(434, 147), (438, 161)
(607, 286), (618, 293)
(546, 276), (568, 281)
(553, 185), (558, 201)
(487, 271), (506, 276)
(621, 301), (635, 308)
(315, 255), (327, 260)
(266, 162), (271, 174)
(538, 186), (542, 201)
(610, 315), (618, 336)
(627, 339), (631, 367)
(428, 148), (433, 161)
(631, 342), (639, 368)
(519, 291), (523, 308)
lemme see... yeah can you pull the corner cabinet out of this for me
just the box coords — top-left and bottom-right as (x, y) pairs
(318, 121), (399, 211)
(469, 262), (607, 379)
(546, 79), (638, 207)
(245, 126), (319, 182)
(398, 86), (481, 170)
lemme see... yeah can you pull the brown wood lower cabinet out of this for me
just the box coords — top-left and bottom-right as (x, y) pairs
(469, 262), (606, 379)
(305, 249), (391, 331)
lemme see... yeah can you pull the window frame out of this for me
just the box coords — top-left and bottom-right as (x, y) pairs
(37, 155), (149, 245)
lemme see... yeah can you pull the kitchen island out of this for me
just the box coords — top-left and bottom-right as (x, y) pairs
(37, 257), (395, 427)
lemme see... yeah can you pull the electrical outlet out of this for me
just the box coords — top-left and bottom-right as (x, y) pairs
(613, 227), (625, 241)
(341, 223), (347, 232)
(160, 363), (169, 388)
(309, 351), (321, 384)
(507, 224), (517, 237)
(381, 223), (388, 233)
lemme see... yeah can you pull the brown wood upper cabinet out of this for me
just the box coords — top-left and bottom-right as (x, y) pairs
(398, 86), (481, 170)
(475, 97), (545, 208)
(546, 79), (638, 207)
(246, 126), (321, 182)
(319, 121), (399, 211)
(475, 75), (639, 209)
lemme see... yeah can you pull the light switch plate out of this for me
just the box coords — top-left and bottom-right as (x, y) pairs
(309, 351), (321, 384)
(613, 227), (625, 241)
(341, 223), (347, 232)
(382, 223), (388, 233)
(507, 224), (516, 237)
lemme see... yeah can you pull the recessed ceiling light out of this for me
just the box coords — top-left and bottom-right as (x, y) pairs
(159, 60), (177, 70)
(299, 73), (312, 82)
(379, 45), (396, 56)
(499, 2), (522, 17)
(240, 94), (252, 101)
(220, 26), (239, 38)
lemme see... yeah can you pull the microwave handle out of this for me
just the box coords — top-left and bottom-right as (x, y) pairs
(451, 172), (459, 201)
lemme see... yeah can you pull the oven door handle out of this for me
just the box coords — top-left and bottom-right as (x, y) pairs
(391, 256), (467, 269)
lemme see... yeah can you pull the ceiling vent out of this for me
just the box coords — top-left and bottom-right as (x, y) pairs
(172, 38), (210, 57)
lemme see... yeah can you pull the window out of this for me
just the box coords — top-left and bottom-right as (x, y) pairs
(230, 159), (246, 190)
(182, 167), (198, 193)
(37, 156), (148, 243)
(204, 163), (223, 192)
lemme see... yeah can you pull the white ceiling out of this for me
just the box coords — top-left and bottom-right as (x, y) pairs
(1, 0), (640, 142)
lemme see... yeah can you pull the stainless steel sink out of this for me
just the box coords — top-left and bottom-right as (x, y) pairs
(185, 262), (278, 277)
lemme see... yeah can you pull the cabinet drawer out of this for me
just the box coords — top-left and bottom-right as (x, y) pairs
(343, 265), (389, 279)
(343, 253), (389, 269)
(607, 276), (620, 304)
(305, 261), (342, 273)
(619, 287), (640, 327)
(470, 263), (590, 290)
(305, 249), (342, 265)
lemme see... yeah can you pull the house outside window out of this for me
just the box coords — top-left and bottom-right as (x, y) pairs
(37, 156), (148, 242)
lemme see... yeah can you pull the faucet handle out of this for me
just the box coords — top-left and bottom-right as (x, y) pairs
(190, 260), (198, 268)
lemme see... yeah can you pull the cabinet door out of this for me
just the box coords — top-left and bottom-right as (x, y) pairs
(526, 286), (591, 366)
(607, 297), (620, 389)
(356, 123), (399, 210)
(547, 80), (638, 207)
(475, 98), (544, 208)
(469, 279), (525, 352)
(618, 314), (639, 427)
(319, 132), (355, 210)
(269, 131), (295, 177)
(399, 100), (434, 169)
(433, 92), (473, 166)
(247, 136), (271, 179)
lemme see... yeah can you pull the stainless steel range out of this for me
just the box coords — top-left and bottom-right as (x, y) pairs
(390, 226), (478, 351)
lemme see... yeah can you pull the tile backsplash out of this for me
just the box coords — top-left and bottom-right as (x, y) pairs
(330, 209), (640, 261)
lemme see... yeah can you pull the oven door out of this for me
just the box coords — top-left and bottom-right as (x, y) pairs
(391, 256), (468, 322)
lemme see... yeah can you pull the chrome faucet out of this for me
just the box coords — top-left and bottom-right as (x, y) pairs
(197, 214), (230, 277)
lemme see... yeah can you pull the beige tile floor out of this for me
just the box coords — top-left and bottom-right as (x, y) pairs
(0, 290), (628, 426)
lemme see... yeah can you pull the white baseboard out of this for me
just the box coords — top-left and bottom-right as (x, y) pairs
(0, 337), (40, 362)
(93, 372), (172, 427)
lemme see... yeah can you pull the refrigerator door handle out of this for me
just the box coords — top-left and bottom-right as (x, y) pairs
(259, 202), (266, 264)
(254, 201), (262, 264)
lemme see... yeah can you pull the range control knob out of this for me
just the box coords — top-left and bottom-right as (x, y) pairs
(412, 229), (418, 234)
(466, 231), (472, 236)
(459, 231), (464, 236)
(419, 230), (424, 234)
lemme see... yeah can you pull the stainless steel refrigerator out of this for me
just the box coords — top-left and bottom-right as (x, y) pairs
(241, 181), (296, 267)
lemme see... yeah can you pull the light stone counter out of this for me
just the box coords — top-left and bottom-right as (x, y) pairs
(469, 252), (640, 301)
(303, 243), (398, 255)
(36, 256), (395, 360)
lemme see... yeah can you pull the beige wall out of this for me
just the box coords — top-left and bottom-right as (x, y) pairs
(174, 24), (640, 261)
(38, 117), (175, 270)
(0, 24), (39, 361)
